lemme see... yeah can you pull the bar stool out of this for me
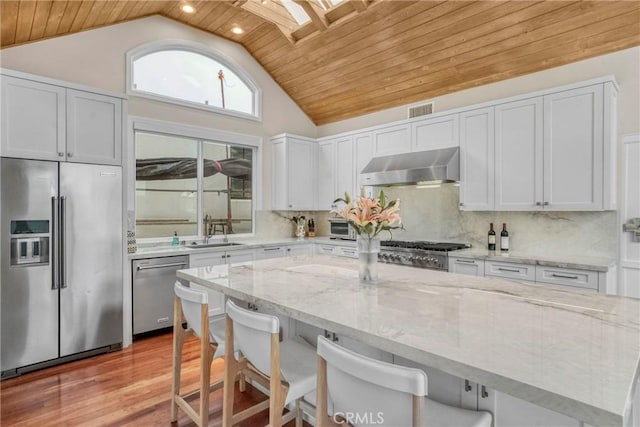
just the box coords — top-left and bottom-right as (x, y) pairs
(222, 300), (317, 427)
(316, 335), (493, 427)
(171, 281), (244, 427)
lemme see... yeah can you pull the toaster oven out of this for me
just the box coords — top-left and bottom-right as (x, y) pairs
(328, 218), (356, 240)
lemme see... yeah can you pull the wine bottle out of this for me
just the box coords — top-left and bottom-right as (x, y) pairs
(488, 223), (496, 251)
(500, 223), (509, 252)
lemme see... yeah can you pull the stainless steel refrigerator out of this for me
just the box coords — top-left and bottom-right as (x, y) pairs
(1, 158), (123, 377)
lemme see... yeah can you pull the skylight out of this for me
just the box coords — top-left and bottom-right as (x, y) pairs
(281, 0), (311, 25)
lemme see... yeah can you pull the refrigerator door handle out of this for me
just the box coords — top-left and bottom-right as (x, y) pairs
(60, 196), (67, 289)
(51, 196), (59, 290)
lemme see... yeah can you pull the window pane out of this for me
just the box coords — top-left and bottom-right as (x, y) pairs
(202, 141), (253, 236)
(135, 132), (198, 238)
(133, 50), (254, 115)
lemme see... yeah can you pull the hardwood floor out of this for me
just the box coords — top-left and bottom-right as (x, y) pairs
(0, 332), (303, 426)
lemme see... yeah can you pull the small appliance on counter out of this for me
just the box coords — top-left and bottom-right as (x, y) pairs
(328, 218), (356, 240)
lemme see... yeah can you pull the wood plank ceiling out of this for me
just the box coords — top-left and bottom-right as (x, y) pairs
(1, 1), (639, 125)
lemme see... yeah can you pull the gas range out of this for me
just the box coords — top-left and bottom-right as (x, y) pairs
(379, 240), (470, 271)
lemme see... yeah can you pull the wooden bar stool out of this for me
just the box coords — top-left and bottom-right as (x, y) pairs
(171, 281), (244, 427)
(222, 300), (317, 427)
(316, 335), (493, 427)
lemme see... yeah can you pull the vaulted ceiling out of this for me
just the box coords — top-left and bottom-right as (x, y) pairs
(1, 1), (639, 125)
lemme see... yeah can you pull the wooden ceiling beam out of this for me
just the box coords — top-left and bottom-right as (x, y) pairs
(294, 0), (328, 31)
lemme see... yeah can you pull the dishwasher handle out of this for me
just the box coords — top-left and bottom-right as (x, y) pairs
(136, 261), (188, 271)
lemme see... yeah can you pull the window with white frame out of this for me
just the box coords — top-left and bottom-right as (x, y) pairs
(132, 119), (260, 241)
(127, 41), (261, 120)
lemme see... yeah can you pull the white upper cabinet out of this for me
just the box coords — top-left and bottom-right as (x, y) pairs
(66, 89), (122, 165)
(411, 113), (459, 152)
(459, 107), (494, 211)
(271, 134), (317, 211)
(354, 131), (374, 192)
(336, 136), (355, 199)
(372, 123), (411, 156)
(543, 85), (604, 210)
(494, 98), (543, 211)
(1, 76), (66, 161)
(0, 73), (124, 166)
(316, 136), (355, 210)
(317, 140), (337, 210)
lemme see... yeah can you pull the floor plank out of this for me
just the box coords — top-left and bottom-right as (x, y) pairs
(0, 332), (305, 426)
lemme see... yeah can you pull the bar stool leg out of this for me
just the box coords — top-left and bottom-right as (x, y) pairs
(222, 316), (238, 427)
(171, 296), (185, 422)
(199, 305), (213, 426)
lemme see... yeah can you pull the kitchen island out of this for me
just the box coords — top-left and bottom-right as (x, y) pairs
(177, 255), (640, 426)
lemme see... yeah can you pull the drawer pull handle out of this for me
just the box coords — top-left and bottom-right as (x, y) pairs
(551, 273), (579, 280)
(455, 259), (475, 264)
(497, 267), (520, 273)
(136, 262), (187, 270)
(263, 247), (282, 251)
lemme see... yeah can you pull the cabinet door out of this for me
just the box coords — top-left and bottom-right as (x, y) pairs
(394, 356), (472, 409)
(286, 244), (312, 257)
(411, 113), (459, 152)
(543, 85), (603, 210)
(317, 140), (336, 210)
(495, 98), (543, 210)
(354, 131), (374, 193)
(336, 137), (355, 199)
(459, 107), (494, 211)
(189, 252), (227, 317)
(271, 138), (287, 210)
(287, 138), (316, 210)
(373, 123), (410, 156)
(478, 388), (581, 427)
(1, 76), (66, 161)
(535, 266), (598, 292)
(226, 249), (255, 266)
(448, 257), (485, 276)
(66, 89), (122, 165)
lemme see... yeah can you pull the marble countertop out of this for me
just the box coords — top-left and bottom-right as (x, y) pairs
(451, 248), (615, 272)
(128, 237), (314, 259)
(177, 256), (640, 426)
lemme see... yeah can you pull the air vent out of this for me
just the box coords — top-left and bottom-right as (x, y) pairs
(408, 102), (434, 118)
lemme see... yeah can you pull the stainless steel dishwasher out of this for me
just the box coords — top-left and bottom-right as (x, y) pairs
(132, 256), (189, 335)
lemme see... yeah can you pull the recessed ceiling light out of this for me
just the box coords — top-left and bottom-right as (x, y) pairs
(231, 26), (244, 35)
(181, 4), (195, 13)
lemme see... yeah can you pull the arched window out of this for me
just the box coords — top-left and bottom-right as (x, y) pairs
(127, 41), (261, 120)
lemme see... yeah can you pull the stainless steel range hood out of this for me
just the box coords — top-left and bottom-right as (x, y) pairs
(360, 147), (460, 186)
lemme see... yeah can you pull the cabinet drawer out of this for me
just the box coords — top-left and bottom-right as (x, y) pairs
(485, 260), (535, 281)
(449, 257), (485, 276)
(315, 245), (336, 256)
(336, 246), (357, 259)
(535, 266), (598, 291)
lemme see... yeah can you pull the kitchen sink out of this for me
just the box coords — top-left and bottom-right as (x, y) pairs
(190, 242), (244, 248)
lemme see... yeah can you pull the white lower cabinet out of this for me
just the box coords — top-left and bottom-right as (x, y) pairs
(478, 388), (580, 427)
(485, 260), (536, 282)
(395, 356), (580, 426)
(256, 245), (287, 260)
(285, 244), (312, 257)
(189, 249), (255, 317)
(295, 321), (392, 362)
(448, 256), (485, 276)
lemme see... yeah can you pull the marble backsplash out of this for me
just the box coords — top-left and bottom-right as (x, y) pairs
(257, 184), (618, 259)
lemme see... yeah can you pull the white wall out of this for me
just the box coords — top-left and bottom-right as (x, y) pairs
(317, 47), (640, 138)
(0, 15), (317, 210)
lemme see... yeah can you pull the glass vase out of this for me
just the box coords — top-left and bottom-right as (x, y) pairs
(357, 235), (381, 283)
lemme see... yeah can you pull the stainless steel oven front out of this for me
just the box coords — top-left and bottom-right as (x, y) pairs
(328, 218), (356, 240)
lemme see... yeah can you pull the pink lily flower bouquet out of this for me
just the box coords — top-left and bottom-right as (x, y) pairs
(332, 190), (402, 283)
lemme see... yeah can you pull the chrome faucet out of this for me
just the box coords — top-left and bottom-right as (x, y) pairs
(203, 215), (212, 244)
